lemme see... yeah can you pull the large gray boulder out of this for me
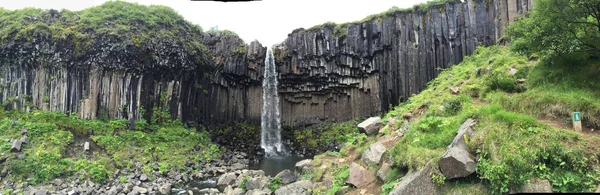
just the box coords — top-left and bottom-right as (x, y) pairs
(245, 177), (268, 191)
(390, 161), (438, 195)
(361, 142), (387, 165)
(358, 117), (382, 135)
(345, 163), (375, 188)
(274, 180), (313, 195)
(275, 169), (298, 184)
(217, 172), (238, 191)
(439, 119), (477, 179)
(377, 162), (392, 182)
(158, 183), (171, 195)
(295, 159), (312, 173)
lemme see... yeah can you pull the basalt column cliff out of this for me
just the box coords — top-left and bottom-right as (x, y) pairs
(274, 0), (533, 127)
(0, 8), (266, 126)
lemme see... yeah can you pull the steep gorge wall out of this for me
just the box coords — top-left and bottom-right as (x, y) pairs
(0, 9), (266, 126)
(275, 0), (533, 127)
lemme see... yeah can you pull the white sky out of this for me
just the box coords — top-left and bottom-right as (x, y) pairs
(0, 0), (429, 46)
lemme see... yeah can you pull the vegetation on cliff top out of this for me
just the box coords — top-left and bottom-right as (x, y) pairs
(0, 1), (232, 65)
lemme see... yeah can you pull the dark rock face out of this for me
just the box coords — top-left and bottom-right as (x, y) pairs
(0, 9), (266, 127)
(274, 0), (533, 127)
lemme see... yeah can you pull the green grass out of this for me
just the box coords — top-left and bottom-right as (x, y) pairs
(0, 1), (212, 65)
(291, 119), (362, 154)
(377, 46), (600, 193)
(0, 109), (221, 184)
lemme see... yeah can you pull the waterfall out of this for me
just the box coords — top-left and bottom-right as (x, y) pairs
(261, 47), (287, 157)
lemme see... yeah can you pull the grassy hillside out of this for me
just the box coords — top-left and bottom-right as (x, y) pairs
(0, 108), (222, 185)
(305, 46), (600, 194)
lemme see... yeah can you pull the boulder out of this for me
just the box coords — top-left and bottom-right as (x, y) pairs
(519, 178), (552, 193)
(275, 169), (298, 184)
(450, 86), (460, 95)
(358, 117), (382, 135)
(34, 189), (49, 195)
(10, 140), (22, 152)
(21, 127), (27, 135)
(131, 186), (147, 195)
(217, 172), (238, 191)
(295, 159), (313, 173)
(439, 146), (476, 179)
(20, 135), (27, 144)
(232, 188), (245, 195)
(198, 188), (219, 195)
(377, 162), (392, 182)
(245, 177), (267, 191)
(390, 161), (437, 195)
(508, 68), (518, 76)
(439, 119), (477, 179)
(158, 183), (171, 195)
(83, 142), (90, 152)
(361, 142), (387, 165)
(67, 190), (80, 195)
(345, 163), (375, 188)
(139, 174), (148, 182)
(245, 189), (271, 195)
(274, 180), (313, 195)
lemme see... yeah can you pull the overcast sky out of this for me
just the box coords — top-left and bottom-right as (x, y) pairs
(1, 0), (429, 46)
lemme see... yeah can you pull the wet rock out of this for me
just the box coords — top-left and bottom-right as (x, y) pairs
(295, 159), (312, 173)
(439, 119), (477, 179)
(198, 188), (219, 195)
(274, 169), (298, 184)
(518, 178), (552, 193)
(345, 163), (375, 188)
(10, 140), (22, 152)
(358, 117), (382, 135)
(377, 162), (392, 182)
(361, 141), (386, 165)
(390, 161), (437, 195)
(274, 180), (312, 195)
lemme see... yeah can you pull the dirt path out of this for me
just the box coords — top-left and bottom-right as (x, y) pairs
(538, 116), (599, 136)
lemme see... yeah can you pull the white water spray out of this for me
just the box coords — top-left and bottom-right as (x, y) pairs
(261, 47), (287, 157)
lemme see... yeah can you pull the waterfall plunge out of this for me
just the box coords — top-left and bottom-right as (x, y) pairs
(261, 47), (287, 157)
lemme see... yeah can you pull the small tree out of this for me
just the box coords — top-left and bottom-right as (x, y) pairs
(508, 0), (600, 58)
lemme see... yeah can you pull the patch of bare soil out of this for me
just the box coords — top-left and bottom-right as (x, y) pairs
(346, 181), (383, 195)
(538, 116), (599, 136)
(63, 131), (105, 159)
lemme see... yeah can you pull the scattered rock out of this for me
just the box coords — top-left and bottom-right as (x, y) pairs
(275, 169), (298, 184)
(508, 68), (518, 76)
(439, 146), (476, 179)
(11, 140), (22, 152)
(377, 162), (392, 182)
(337, 186), (350, 195)
(139, 174), (149, 182)
(450, 86), (460, 95)
(295, 159), (312, 173)
(34, 189), (49, 195)
(519, 178), (552, 193)
(217, 172), (238, 191)
(231, 187), (245, 195)
(20, 135), (27, 144)
(158, 183), (171, 195)
(83, 142), (90, 152)
(357, 117), (382, 135)
(67, 190), (80, 195)
(516, 78), (526, 84)
(274, 180), (313, 195)
(132, 186), (148, 194)
(390, 160), (438, 195)
(245, 177), (267, 191)
(21, 127), (27, 135)
(439, 118), (477, 179)
(198, 188), (219, 195)
(345, 163), (375, 188)
(361, 142), (387, 165)
(245, 189), (271, 195)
